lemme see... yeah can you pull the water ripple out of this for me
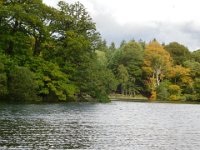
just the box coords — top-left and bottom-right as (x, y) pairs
(0, 102), (200, 149)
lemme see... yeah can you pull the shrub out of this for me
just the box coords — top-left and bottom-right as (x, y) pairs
(156, 81), (170, 101)
(8, 67), (40, 102)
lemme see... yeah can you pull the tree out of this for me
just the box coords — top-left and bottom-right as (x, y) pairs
(43, 1), (102, 100)
(109, 42), (116, 51)
(191, 49), (200, 63)
(143, 41), (172, 87)
(117, 64), (129, 95)
(86, 60), (117, 102)
(8, 67), (39, 102)
(108, 41), (144, 96)
(25, 57), (77, 102)
(0, 62), (8, 99)
(194, 78), (200, 100)
(168, 84), (182, 101)
(1, 0), (200, 102)
(143, 41), (172, 100)
(184, 60), (200, 101)
(0, 0), (52, 56)
(164, 42), (191, 65)
(96, 39), (108, 52)
(57, 1), (99, 50)
(156, 80), (170, 101)
(184, 60), (200, 78)
(120, 41), (144, 95)
(167, 65), (192, 86)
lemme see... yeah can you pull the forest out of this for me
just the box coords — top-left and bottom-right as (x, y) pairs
(0, 0), (200, 103)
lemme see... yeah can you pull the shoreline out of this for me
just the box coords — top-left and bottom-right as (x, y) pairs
(110, 98), (200, 105)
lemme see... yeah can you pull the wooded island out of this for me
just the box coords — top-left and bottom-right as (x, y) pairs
(0, 0), (200, 103)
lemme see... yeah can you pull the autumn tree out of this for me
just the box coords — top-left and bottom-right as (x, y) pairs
(167, 65), (192, 86)
(143, 41), (172, 100)
(143, 41), (172, 87)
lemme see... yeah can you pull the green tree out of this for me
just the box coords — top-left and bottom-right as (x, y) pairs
(120, 40), (126, 48)
(156, 80), (170, 101)
(8, 67), (39, 102)
(121, 41), (144, 95)
(86, 60), (117, 102)
(25, 57), (77, 102)
(109, 42), (116, 51)
(117, 64), (129, 95)
(0, 0), (52, 56)
(191, 49), (200, 63)
(164, 42), (191, 65)
(184, 60), (200, 101)
(108, 41), (144, 95)
(108, 41), (144, 96)
(0, 62), (8, 99)
(194, 78), (200, 100)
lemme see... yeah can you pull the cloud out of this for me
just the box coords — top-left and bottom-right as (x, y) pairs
(93, 11), (200, 50)
(43, 0), (200, 51)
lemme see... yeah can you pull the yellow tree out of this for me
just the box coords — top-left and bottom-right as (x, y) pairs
(143, 41), (172, 99)
(167, 65), (192, 86)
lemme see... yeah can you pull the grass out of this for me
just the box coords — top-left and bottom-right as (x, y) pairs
(109, 94), (200, 104)
(109, 94), (148, 102)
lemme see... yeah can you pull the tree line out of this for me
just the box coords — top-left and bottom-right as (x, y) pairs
(0, 0), (199, 103)
(104, 39), (200, 101)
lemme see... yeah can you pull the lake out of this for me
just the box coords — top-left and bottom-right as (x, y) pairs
(0, 101), (200, 149)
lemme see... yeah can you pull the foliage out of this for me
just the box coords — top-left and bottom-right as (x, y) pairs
(143, 41), (172, 87)
(191, 50), (200, 63)
(25, 57), (78, 101)
(108, 41), (144, 96)
(117, 64), (129, 95)
(0, 0), (107, 102)
(164, 42), (191, 65)
(194, 78), (200, 100)
(0, 62), (8, 98)
(143, 41), (172, 99)
(167, 65), (192, 86)
(184, 60), (200, 77)
(156, 80), (170, 101)
(8, 67), (39, 102)
(0, 0), (199, 103)
(87, 62), (117, 102)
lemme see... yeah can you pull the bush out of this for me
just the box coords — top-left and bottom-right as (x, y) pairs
(194, 78), (200, 100)
(0, 63), (8, 98)
(169, 84), (181, 95)
(156, 81), (170, 101)
(184, 94), (198, 101)
(8, 67), (40, 102)
(169, 95), (184, 101)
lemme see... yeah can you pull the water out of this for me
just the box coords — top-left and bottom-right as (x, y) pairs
(0, 101), (200, 150)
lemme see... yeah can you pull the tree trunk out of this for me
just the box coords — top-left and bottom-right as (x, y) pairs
(156, 72), (160, 87)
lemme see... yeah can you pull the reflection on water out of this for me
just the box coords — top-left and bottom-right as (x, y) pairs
(0, 101), (200, 149)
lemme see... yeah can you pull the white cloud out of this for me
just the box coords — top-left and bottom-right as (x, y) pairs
(43, 0), (200, 50)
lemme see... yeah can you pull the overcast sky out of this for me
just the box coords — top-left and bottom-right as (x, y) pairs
(43, 0), (200, 51)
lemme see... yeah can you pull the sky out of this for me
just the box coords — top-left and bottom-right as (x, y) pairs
(43, 0), (200, 51)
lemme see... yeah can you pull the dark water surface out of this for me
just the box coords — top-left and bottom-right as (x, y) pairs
(0, 101), (200, 150)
